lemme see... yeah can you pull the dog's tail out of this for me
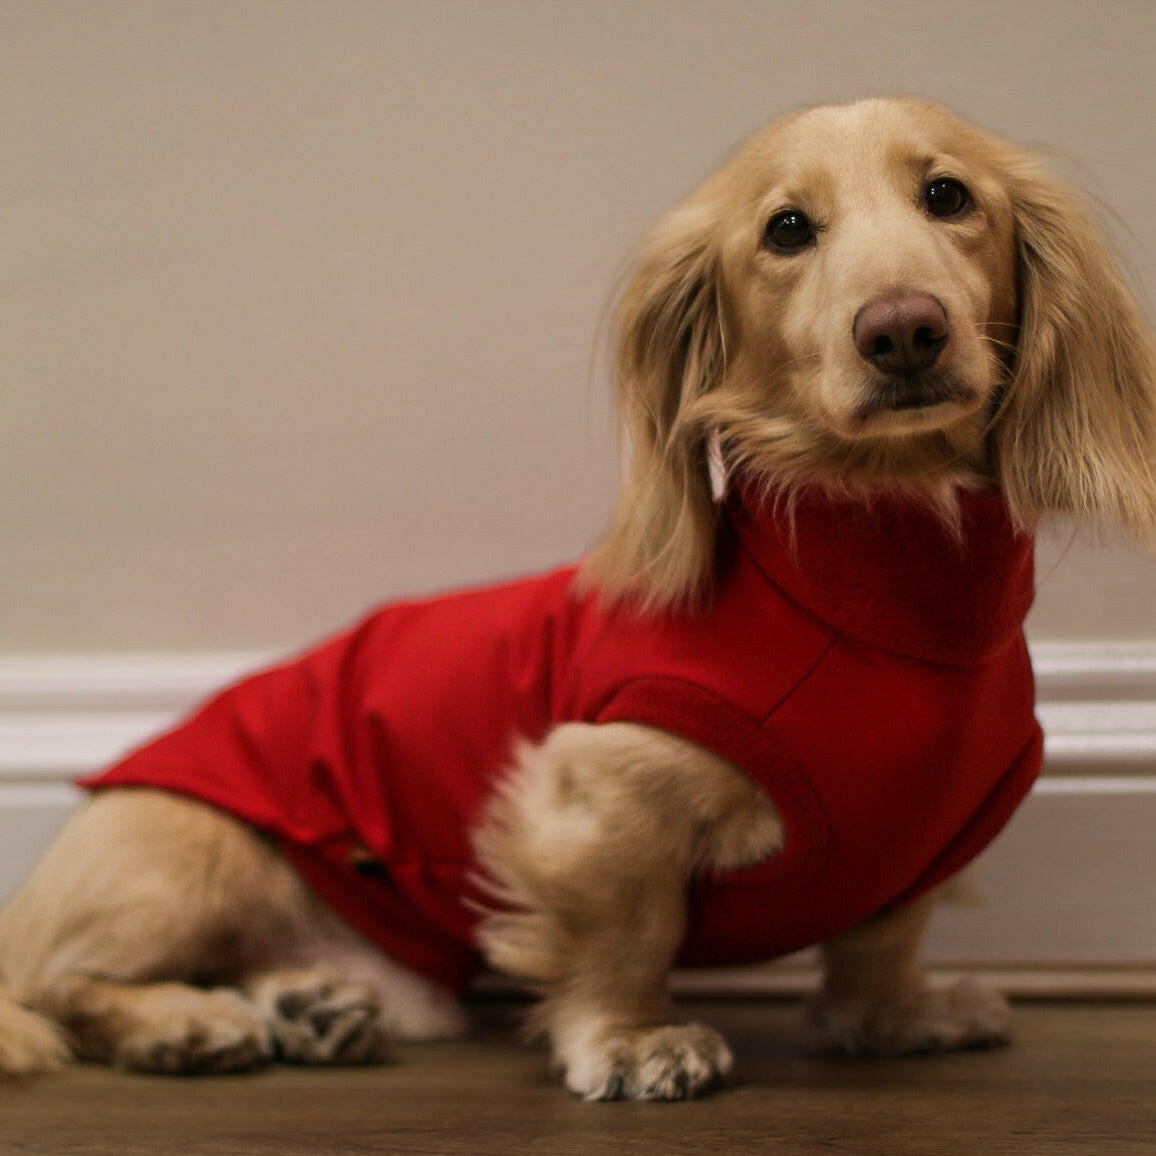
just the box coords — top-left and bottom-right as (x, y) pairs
(0, 984), (71, 1076)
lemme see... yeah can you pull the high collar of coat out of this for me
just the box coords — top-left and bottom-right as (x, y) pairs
(726, 482), (1036, 668)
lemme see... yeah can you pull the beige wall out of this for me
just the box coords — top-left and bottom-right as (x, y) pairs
(3, 0), (1153, 653)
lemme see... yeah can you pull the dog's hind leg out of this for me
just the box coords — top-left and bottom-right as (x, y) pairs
(0, 788), (410, 1072)
(37, 966), (398, 1072)
(473, 722), (784, 1101)
(37, 976), (274, 1073)
(0, 788), (310, 1072)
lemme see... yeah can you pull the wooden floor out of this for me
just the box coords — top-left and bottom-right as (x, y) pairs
(1, 999), (1152, 1155)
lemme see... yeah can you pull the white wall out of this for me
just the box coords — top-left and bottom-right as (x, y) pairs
(2, 0), (1154, 654)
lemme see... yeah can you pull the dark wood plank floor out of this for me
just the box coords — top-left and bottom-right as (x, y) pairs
(1, 999), (1152, 1155)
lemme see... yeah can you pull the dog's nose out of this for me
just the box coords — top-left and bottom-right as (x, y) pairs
(853, 293), (949, 375)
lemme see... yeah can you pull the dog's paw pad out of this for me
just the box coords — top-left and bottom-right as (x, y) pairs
(562, 1022), (733, 1101)
(251, 970), (391, 1065)
(811, 976), (1011, 1057)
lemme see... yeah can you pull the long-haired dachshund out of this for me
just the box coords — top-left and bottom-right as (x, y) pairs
(2, 98), (1154, 1100)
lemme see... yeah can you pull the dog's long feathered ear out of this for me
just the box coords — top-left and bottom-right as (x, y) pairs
(580, 198), (728, 612)
(993, 156), (1156, 537)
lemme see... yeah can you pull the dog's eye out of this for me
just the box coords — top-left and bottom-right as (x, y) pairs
(763, 210), (815, 252)
(924, 178), (972, 219)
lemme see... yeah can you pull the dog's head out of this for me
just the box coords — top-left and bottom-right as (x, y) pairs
(585, 98), (1156, 610)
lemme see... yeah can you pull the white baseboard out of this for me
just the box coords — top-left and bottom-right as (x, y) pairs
(0, 652), (272, 780)
(1032, 641), (1156, 767)
(0, 642), (1153, 982)
(1, 641), (1153, 781)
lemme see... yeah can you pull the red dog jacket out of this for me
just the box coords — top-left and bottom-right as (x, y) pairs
(84, 486), (1042, 991)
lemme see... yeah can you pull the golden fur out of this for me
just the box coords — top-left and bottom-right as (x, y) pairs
(1, 98), (1153, 1097)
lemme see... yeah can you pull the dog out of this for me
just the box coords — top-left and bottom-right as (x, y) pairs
(1, 98), (1154, 1100)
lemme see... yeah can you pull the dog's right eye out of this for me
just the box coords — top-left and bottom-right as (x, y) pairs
(924, 178), (972, 219)
(763, 210), (815, 253)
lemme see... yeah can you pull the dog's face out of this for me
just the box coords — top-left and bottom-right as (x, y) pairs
(585, 98), (1156, 611)
(718, 100), (1017, 447)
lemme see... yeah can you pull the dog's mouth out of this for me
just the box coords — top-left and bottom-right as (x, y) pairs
(846, 371), (981, 437)
(856, 371), (976, 419)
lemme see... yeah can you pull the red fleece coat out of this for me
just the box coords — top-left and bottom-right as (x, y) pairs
(83, 487), (1042, 991)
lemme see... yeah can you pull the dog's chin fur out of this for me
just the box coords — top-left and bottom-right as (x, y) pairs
(709, 389), (998, 504)
(0, 98), (1153, 1099)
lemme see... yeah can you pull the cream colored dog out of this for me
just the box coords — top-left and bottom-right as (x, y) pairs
(1, 98), (1154, 1099)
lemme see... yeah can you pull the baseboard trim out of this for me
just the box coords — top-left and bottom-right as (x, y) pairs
(0, 652), (271, 711)
(1034, 642), (1156, 765)
(0, 652), (272, 780)
(1, 641), (1152, 781)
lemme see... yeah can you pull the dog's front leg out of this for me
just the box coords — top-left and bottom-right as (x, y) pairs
(810, 888), (1011, 1055)
(473, 722), (783, 1100)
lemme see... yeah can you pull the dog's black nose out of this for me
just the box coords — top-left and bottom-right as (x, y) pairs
(853, 293), (949, 375)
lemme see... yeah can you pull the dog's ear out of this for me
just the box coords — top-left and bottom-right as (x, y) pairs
(581, 198), (729, 611)
(993, 157), (1156, 537)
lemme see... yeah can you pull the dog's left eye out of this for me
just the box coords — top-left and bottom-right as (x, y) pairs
(924, 178), (972, 218)
(763, 210), (815, 252)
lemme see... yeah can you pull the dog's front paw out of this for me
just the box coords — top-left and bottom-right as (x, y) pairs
(558, 1022), (733, 1101)
(810, 976), (1011, 1057)
(247, 968), (391, 1065)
